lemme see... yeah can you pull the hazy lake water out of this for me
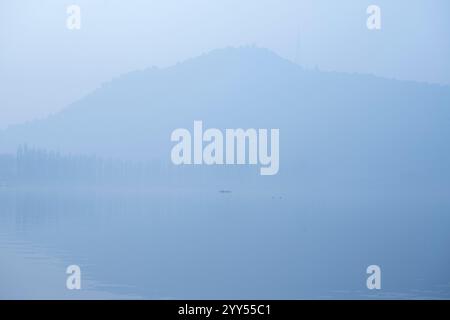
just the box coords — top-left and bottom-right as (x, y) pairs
(0, 185), (449, 299)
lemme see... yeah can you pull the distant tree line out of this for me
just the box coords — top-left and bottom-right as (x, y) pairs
(0, 145), (166, 187)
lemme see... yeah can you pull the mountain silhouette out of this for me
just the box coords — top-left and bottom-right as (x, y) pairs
(1, 46), (449, 187)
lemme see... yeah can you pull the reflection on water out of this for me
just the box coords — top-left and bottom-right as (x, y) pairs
(0, 186), (449, 299)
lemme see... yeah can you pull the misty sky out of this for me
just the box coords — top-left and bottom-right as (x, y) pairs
(1, 0), (449, 129)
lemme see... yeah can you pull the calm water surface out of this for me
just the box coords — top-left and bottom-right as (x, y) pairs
(0, 185), (449, 299)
